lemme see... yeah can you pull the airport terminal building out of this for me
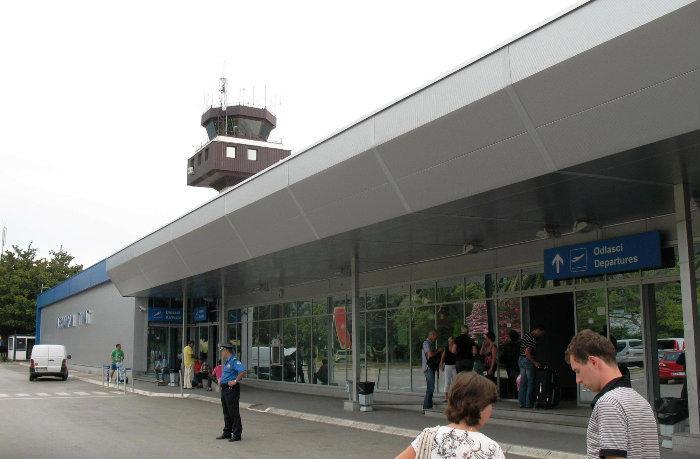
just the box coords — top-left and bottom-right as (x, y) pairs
(36, 0), (700, 448)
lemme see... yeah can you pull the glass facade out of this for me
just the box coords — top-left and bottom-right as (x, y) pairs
(220, 244), (693, 409)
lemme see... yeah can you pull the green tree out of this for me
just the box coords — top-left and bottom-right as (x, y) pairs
(0, 244), (82, 337)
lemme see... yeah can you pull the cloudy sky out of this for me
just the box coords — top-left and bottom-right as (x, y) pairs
(0, 0), (576, 268)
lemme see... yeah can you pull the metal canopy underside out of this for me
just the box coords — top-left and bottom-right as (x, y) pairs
(107, 0), (700, 298)
(144, 130), (700, 299)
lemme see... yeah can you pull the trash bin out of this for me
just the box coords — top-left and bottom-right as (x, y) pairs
(357, 382), (375, 412)
(168, 369), (179, 387)
(655, 397), (689, 425)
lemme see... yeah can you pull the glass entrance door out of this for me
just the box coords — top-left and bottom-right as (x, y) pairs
(147, 327), (168, 372)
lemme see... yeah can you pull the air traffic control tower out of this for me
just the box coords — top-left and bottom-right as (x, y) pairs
(187, 89), (291, 192)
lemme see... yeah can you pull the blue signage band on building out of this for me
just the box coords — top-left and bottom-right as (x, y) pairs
(544, 231), (663, 281)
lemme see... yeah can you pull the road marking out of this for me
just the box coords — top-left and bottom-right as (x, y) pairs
(73, 391), (91, 396)
(35, 393), (51, 396)
(110, 391), (123, 395)
(92, 391), (109, 395)
(16, 393), (30, 397)
(55, 392), (70, 396)
(0, 394), (8, 398)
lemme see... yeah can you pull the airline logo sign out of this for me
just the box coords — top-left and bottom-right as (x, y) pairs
(544, 231), (663, 280)
(148, 307), (183, 323)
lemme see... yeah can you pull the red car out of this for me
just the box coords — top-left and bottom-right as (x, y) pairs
(659, 351), (685, 383)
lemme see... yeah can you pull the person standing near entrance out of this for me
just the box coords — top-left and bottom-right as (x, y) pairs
(454, 326), (477, 373)
(422, 330), (443, 410)
(480, 332), (498, 383)
(566, 330), (659, 459)
(216, 344), (246, 442)
(440, 336), (458, 398)
(109, 344), (125, 382)
(183, 341), (195, 389)
(518, 325), (545, 408)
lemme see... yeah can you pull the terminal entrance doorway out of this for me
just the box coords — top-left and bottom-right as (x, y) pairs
(525, 293), (577, 402)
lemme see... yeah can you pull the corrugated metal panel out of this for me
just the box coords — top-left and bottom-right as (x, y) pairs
(36, 260), (110, 309)
(508, 0), (695, 82)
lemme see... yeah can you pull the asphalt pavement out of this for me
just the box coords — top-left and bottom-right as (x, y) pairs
(0, 363), (413, 459)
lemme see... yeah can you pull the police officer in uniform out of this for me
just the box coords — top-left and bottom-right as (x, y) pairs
(215, 344), (247, 442)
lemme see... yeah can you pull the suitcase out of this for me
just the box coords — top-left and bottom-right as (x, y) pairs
(534, 367), (560, 408)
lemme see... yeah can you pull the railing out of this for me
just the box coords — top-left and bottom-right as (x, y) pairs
(102, 363), (134, 394)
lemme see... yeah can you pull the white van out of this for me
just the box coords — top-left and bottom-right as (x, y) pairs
(29, 345), (71, 381)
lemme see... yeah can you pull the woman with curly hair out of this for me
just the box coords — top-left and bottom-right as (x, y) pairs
(395, 372), (504, 458)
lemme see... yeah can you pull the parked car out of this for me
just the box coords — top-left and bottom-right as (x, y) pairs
(616, 339), (644, 366)
(658, 351), (686, 383)
(29, 344), (71, 381)
(657, 338), (685, 352)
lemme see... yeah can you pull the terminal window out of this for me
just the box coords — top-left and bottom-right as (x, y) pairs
(226, 146), (236, 158)
(248, 148), (257, 161)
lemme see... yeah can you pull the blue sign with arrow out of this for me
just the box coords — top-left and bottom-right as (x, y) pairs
(544, 231), (663, 280)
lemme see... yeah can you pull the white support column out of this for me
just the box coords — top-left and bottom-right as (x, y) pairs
(220, 271), (226, 346)
(182, 280), (188, 374)
(674, 183), (700, 435)
(351, 253), (360, 403)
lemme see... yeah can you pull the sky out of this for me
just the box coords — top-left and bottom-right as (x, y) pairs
(0, 0), (577, 268)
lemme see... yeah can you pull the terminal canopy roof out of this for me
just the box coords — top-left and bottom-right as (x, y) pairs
(106, 0), (700, 298)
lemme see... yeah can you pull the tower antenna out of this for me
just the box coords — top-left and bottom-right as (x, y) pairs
(219, 76), (228, 135)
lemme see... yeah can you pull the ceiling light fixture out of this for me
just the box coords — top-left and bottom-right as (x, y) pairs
(572, 220), (598, 234)
(536, 226), (561, 240)
(462, 242), (482, 254)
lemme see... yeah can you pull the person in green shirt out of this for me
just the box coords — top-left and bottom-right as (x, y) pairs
(110, 343), (125, 382)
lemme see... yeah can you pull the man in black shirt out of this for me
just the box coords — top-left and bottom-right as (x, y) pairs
(454, 326), (478, 372)
(518, 324), (545, 408)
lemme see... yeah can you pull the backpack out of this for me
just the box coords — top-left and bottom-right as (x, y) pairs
(499, 340), (518, 368)
(421, 340), (441, 371)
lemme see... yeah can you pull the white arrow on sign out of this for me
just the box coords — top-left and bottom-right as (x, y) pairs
(552, 253), (564, 274)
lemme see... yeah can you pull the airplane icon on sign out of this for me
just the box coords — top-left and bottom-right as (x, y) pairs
(570, 248), (588, 272)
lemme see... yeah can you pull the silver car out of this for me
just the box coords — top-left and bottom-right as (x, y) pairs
(616, 339), (644, 366)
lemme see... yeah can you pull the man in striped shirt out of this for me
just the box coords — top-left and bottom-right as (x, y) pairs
(566, 330), (659, 459)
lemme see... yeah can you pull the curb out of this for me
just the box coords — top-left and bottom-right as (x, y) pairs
(72, 373), (585, 459)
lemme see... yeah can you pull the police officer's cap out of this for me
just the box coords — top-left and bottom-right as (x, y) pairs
(218, 344), (234, 351)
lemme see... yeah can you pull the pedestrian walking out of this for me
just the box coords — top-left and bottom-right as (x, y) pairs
(395, 372), (505, 459)
(422, 330), (443, 410)
(518, 325), (545, 408)
(454, 326), (477, 372)
(566, 330), (660, 459)
(215, 344), (247, 442)
(109, 344), (125, 382)
(183, 341), (195, 389)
